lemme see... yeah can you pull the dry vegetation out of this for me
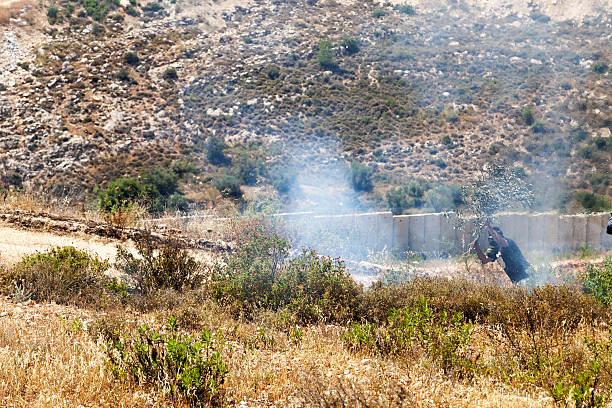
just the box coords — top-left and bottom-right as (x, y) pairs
(0, 216), (610, 407)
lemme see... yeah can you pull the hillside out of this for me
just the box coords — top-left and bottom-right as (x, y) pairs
(0, 0), (610, 213)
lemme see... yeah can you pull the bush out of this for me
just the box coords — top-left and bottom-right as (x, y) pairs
(574, 191), (611, 212)
(236, 155), (258, 186)
(115, 235), (202, 295)
(349, 162), (373, 192)
(206, 135), (229, 166)
(210, 226), (361, 323)
(124, 51), (139, 65)
(214, 175), (243, 198)
(162, 67), (178, 81)
(116, 68), (130, 81)
(426, 184), (462, 212)
(441, 135), (452, 145)
(343, 298), (476, 377)
(268, 166), (296, 194)
(340, 38), (359, 55)
(98, 177), (144, 213)
(371, 8), (386, 18)
(105, 319), (227, 406)
(82, 0), (118, 21)
(398, 5), (415, 15)
(581, 257), (612, 306)
(386, 186), (416, 215)
(47, 6), (59, 23)
(265, 65), (280, 80)
(531, 120), (546, 133)
(521, 106), (534, 125)
(142, 1), (164, 13)
(0, 246), (110, 307)
(317, 37), (334, 69)
(592, 62), (608, 74)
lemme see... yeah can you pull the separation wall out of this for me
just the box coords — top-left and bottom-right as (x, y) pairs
(304, 211), (612, 255)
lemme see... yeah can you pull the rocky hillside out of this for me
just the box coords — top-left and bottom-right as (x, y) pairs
(0, 0), (610, 211)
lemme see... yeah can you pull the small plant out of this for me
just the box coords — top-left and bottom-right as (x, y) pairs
(581, 256), (612, 306)
(105, 319), (228, 405)
(98, 177), (143, 213)
(316, 37), (334, 69)
(0, 246), (110, 307)
(349, 162), (373, 192)
(441, 135), (452, 146)
(265, 65), (280, 80)
(115, 234), (202, 295)
(162, 67), (178, 81)
(531, 120), (546, 133)
(206, 135), (229, 166)
(521, 106), (534, 125)
(116, 68), (130, 81)
(340, 38), (359, 55)
(213, 175), (243, 199)
(142, 1), (164, 13)
(398, 5), (415, 15)
(47, 6), (59, 23)
(123, 51), (139, 65)
(592, 62), (608, 74)
(371, 8), (386, 18)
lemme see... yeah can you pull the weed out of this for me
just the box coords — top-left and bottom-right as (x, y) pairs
(581, 256), (612, 306)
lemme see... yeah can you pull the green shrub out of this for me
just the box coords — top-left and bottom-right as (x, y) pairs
(105, 319), (227, 406)
(521, 106), (534, 125)
(236, 155), (258, 186)
(162, 67), (178, 81)
(441, 135), (452, 145)
(81, 0), (119, 21)
(581, 257), (612, 306)
(574, 191), (611, 212)
(592, 62), (608, 74)
(343, 298), (476, 376)
(142, 1), (164, 13)
(426, 184), (462, 212)
(210, 227), (361, 323)
(115, 235), (202, 295)
(268, 166), (296, 194)
(0, 246), (110, 307)
(349, 162), (373, 192)
(398, 5), (415, 15)
(124, 51), (139, 65)
(265, 65), (280, 80)
(214, 175), (243, 198)
(116, 68), (130, 81)
(340, 38), (359, 55)
(371, 8), (386, 18)
(578, 144), (595, 159)
(206, 135), (229, 166)
(386, 186), (416, 215)
(125, 5), (139, 16)
(47, 6), (59, 23)
(316, 37), (334, 69)
(98, 177), (144, 213)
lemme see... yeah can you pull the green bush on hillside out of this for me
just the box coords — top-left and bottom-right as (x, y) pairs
(581, 257), (612, 306)
(349, 162), (373, 192)
(317, 37), (335, 69)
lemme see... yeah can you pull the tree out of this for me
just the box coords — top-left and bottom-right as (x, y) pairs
(349, 162), (373, 192)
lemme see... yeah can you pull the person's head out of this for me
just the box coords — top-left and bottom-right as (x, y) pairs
(492, 226), (504, 237)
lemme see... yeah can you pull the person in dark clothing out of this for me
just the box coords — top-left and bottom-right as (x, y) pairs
(472, 222), (530, 283)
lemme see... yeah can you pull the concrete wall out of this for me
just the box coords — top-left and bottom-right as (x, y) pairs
(297, 211), (612, 255)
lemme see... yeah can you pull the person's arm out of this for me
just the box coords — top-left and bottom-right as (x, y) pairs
(485, 222), (508, 248)
(473, 239), (494, 264)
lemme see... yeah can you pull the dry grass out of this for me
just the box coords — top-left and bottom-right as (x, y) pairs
(0, 0), (32, 25)
(0, 295), (571, 408)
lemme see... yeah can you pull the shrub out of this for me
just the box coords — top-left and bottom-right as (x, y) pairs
(340, 38), (359, 55)
(316, 37), (334, 69)
(105, 319), (227, 406)
(236, 155), (258, 186)
(98, 177), (144, 213)
(210, 226), (361, 323)
(349, 162), (373, 192)
(206, 135), (229, 166)
(426, 184), (462, 212)
(115, 235), (202, 295)
(574, 191), (611, 212)
(578, 144), (595, 159)
(386, 186), (416, 215)
(116, 68), (130, 81)
(125, 5), (139, 16)
(521, 106), (534, 125)
(268, 166), (296, 194)
(441, 135), (452, 145)
(265, 65), (280, 80)
(592, 62), (608, 74)
(581, 256), (612, 306)
(82, 0), (118, 21)
(398, 5), (415, 15)
(162, 67), (178, 81)
(124, 51), (139, 65)
(214, 175), (243, 198)
(47, 6), (59, 23)
(142, 1), (164, 13)
(371, 8), (386, 18)
(343, 298), (476, 377)
(531, 120), (546, 133)
(0, 246), (110, 307)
